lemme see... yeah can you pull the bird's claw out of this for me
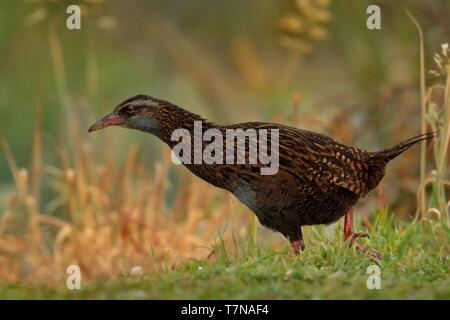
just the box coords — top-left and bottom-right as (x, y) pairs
(289, 240), (305, 256)
(354, 241), (383, 260)
(350, 231), (369, 243)
(345, 231), (382, 260)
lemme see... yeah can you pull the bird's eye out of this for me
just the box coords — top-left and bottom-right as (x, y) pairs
(120, 105), (135, 115)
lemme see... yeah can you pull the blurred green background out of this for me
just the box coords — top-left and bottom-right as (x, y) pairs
(1, 0), (449, 216)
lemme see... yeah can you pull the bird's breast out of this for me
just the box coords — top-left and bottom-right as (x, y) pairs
(231, 178), (259, 211)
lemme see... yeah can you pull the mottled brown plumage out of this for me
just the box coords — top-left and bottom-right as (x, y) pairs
(89, 95), (435, 257)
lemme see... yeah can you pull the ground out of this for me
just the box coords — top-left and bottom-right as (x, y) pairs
(1, 213), (449, 299)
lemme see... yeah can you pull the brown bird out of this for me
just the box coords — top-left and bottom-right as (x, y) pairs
(89, 94), (434, 258)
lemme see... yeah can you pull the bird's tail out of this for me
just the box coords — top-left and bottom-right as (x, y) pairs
(369, 132), (436, 162)
(364, 132), (436, 191)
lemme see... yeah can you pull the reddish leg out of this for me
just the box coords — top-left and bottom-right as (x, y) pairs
(344, 209), (353, 240)
(344, 210), (368, 240)
(290, 228), (305, 255)
(344, 210), (381, 260)
(291, 240), (305, 254)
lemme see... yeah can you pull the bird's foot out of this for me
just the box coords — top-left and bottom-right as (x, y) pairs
(290, 240), (305, 255)
(346, 232), (382, 260)
(344, 210), (381, 260)
(352, 241), (382, 260)
(347, 231), (369, 241)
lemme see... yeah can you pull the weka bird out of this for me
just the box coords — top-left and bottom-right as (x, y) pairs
(89, 94), (434, 258)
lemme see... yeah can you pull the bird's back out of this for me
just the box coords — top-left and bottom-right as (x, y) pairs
(219, 122), (373, 196)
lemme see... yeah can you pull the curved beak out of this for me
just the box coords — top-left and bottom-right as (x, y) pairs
(88, 112), (123, 133)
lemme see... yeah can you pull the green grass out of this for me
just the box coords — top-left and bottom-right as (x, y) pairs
(1, 212), (449, 299)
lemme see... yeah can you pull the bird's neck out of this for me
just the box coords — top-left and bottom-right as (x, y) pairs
(152, 103), (214, 148)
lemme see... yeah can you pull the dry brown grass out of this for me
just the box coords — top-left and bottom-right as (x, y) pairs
(0, 118), (258, 283)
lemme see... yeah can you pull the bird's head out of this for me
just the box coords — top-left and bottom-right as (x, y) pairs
(88, 94), (164, 134)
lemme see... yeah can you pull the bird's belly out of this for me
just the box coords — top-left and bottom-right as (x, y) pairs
(230, 175), (302, 230)
(231, 175), (358, 230)
(231, 179), (259, 212)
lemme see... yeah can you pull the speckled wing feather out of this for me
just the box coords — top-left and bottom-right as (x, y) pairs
(277, 125), (371, 196)
(224, 122), (371, 197)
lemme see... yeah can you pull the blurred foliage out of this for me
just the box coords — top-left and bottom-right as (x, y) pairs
(278, 0), (332, 54)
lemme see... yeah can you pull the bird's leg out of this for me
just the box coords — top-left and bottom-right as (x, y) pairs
(291, 240), (305, 254)
(344, 210), (381, 260)
(344, 210), (368, 240)
(290, 228), (305, 255)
